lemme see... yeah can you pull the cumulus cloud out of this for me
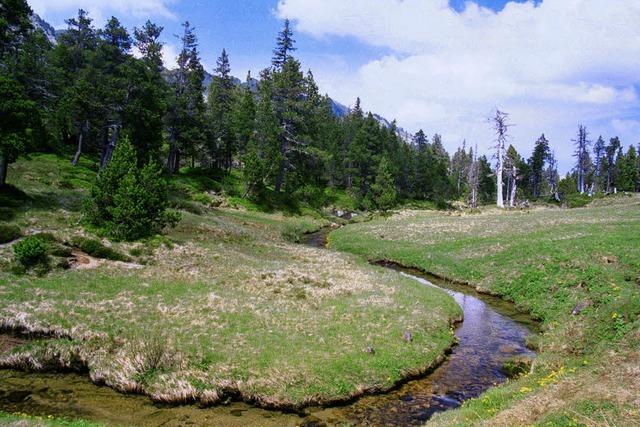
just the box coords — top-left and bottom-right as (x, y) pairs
(277, 0), (640, 171)
(29, 0), (176, 25)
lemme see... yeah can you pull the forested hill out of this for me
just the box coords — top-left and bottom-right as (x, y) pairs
(3, 5), (638, 231)
(31, 13), (412, 143)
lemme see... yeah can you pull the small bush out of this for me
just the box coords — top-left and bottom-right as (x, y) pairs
(0, 184), (29, 208)
(0, 224), (21, 244)
(501, 356), (533, 378)
(0, 207), (15, 221)
(84, 137), (180, 241)
(171, 198), (205, 215)
(565, 193), (591, 209)
(281, 221), (317, 243)
(70, 236), (129, 262)
(13, 236), (48, 267)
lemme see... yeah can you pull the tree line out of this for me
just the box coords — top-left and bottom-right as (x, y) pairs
(2, 2), (639, 230)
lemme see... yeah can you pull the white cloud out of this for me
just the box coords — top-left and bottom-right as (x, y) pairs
(29, 0), (176, 26)
(277, 0), (640, 172)
(161, 43), (179, 69)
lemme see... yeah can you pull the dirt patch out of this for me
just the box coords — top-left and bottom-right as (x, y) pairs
(0, 334), (27, 354)
(69, 250), (101, 270)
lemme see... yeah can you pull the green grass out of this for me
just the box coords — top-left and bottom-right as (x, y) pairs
(330, 198), (640, 426)
(0, 411), (103, 426)
(0, 154), (461, 410)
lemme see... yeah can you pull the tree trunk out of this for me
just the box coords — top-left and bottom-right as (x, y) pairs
(274, 159), (286, 194)
(509, 168), (517, 207)
(72, 132), (84, 167)
(496, 151), (504, 208)
(0, 153), (8, 188)
(166, 132), (180, 175)
(100, 125), (120, 169)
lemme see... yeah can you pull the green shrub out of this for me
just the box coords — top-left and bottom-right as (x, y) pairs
(281, 221), (317, 243)
(565, 193), (592, 209)
(84, 138), (181, 241)
(0, 184), (29, 208)
(70, 236), (129, 262)
(171, 198), (205, 215)
(294, 184), (328, 209)
(0, 224), (21, 244)
(13, 236), (48, 267)
(0, 207), (15, 221)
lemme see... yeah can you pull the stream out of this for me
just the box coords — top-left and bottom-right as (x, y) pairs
(0, 228), (537, 426)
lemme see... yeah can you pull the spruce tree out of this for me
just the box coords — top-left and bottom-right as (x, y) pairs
(371, 157), (397, 210)
(208, 49), (236, 170)
(165, 21), (206, 174)
(128, 20), (167, 166)
(231, 71), (256, 155)
(271, 19), (296, 70)
(618, 145), (638, 192)
(573, 125), (590, 194)
(84, 137), (178, 240)
(529, 134), (550, 198)
(0, 0), (42, 186)
(592, 135), (606, 192)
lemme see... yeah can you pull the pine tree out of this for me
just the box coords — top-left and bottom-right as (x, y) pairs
(271, 19), (296, 70)
(371, 156), (397, 210)
(605, 137), (621, 192)
(546, 150), (560, 201)
(0, 0), (33, 58)
(97, 16), (132, 168)
(231, 71), (256, 155)
(0, 0), (43, 186)
(573, 125), (590, 194)
(208, 48), (236, 170)
(451, 140), (470, 199)
(479, 155), (496, 204)
(618, 145), (638, 192)
(128, 20), (167, 166)
(54, 9), (100, 166)
(592, 136), (605, 193)
(505, 145), (522, 207)
(0, 75), (39, 187)
(84, 137), (178, 240)
(413, 129), (428, 152)
(165, 21), (206, 174)
(529, 134), (550, 198)
(269, 36), (309, 194)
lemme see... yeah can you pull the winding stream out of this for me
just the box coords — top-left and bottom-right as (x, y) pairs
(0, 228), (537, 426)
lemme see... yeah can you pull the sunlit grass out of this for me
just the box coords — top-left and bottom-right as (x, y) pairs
(330, 196), (640, 426)
(0, 154), (461, 409)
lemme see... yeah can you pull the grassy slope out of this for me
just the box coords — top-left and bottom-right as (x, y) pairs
(0, 154), (461, 410)
(0, 412), (102, 427)
(330, 199), (640, 426)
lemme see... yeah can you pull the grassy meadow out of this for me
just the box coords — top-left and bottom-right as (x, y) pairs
(0, 154), (461, 410)
(330, 197), (640, 426)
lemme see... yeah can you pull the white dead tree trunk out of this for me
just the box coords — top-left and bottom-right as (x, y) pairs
(509, 163), (517, 207)
(468, 144), (479, 208)
(492, 110), (510, 208)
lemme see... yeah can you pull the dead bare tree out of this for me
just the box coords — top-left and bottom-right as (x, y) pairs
(491, 110), (511, 208)
(468, 144), (480, 208)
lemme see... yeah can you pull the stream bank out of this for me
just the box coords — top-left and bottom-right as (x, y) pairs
(0, 227), (538, 426)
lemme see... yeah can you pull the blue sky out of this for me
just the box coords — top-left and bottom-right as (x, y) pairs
(31, 0), (522, 76)
(30, 1), (640, 173)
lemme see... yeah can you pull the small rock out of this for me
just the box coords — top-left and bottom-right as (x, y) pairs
(403, 331), (413, 342)
(572, 300), (590, 315)
(365, 346), (375, 354)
